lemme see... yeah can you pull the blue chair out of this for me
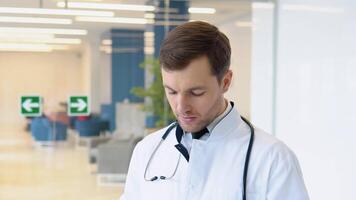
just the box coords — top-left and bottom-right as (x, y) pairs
(100, 104), (115, 133)
(75, 116), (102, 137)
(31, 117), (67, 141)
(69, 116), (77, 129)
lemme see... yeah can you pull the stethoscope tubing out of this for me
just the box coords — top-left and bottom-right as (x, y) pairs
(143, 114), (254, 200)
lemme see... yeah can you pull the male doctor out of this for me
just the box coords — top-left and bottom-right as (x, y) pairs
(120, 21), (309, 200)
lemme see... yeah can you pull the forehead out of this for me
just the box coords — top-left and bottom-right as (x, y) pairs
(161, 56), (218, 90)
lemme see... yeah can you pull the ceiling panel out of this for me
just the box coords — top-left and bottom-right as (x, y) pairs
(0, 0), (251, 52)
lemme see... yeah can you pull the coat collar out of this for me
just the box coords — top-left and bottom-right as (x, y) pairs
(172, 101), (243, 144)
(205, 101), (243, 142)
(160, 101), (243, 163)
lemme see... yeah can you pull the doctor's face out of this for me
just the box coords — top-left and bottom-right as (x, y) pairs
(162, 55), (232, 133)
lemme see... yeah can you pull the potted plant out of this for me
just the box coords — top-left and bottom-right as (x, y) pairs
(131, 58), (175, 128)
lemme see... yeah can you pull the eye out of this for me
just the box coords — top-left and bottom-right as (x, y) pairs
(166, 89), (177, 95)
(191, 90), (205, 96)
(169, 91), (177, 95)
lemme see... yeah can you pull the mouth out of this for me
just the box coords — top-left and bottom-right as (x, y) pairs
(179, 116), (197, 124)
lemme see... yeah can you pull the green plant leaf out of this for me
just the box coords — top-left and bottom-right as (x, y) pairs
(130, 58), (175, 128)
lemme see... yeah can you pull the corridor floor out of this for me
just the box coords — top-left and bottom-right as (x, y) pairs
(0, 129), (123, 200)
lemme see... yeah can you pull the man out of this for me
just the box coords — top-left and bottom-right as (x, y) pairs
(120, 21), (309, 200)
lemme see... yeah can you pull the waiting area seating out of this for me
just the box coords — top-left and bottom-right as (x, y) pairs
(28, 101), (147, 186)
(30, 117), (67, 142)
(97, 136), (143, 174)
(75, 116), (104, 137)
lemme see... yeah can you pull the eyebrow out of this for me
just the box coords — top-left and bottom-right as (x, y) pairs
(163, 85), (206, 91)
(163, 85), (175, 91)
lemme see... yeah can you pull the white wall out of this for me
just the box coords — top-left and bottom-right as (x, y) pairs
(252, 0), (356, 199)
(0, 51), (83, 131)
(82, 35), (102, 113)
(218, 13), (252, 119)
(99, 51), (112, 105)
(277, 1), (356, 199)
(251, 4), (274, 133)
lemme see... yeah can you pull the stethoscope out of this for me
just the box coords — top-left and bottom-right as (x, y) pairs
(143, 104), (255, 200)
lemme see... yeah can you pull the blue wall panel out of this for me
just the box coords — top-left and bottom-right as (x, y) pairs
(154, 0), (190, 58)
(111, 29), (145, 103)
(106, 29), (144, 131)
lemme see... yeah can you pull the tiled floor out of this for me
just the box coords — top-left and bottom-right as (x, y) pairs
(0, 129), (123, 200)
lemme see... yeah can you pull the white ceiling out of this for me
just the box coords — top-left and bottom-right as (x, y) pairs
(0, 0), (251, 51)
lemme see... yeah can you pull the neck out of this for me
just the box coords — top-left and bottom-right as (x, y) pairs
(204, 98), (230, 134)
(215, 98), (228, 120)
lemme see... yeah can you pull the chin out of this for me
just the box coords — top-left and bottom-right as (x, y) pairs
(178, 121), (204, 133)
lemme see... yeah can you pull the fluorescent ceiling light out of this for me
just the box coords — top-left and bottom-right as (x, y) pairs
(0, 33), (55, 40)
(144, 32), (154, 37)
(41, 38), (81, 44)
(154, 21), (186, 26)
(50, 45), (70, 50)
(77, 17), (186, 26)
(0, 43), (52, 52)
(0, 16), (72, 24)
(76, 0), (103, 1)
(0, 43), (71, 52)
(283, 4), (344, 13)
(188, 7), (216, 14)
(57, 2), (155, 12)
(0, 27), (87, 35)
(76, 16), (150, 24)
(102, 39), (112, 45)
(144, 46), (154, 54)
(144, 13), (155, 19)
(0, 7), (114, 17)
(0, 37), (81, 44)
(252, 2), (275, 9)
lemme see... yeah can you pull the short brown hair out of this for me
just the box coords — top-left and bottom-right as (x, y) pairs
(159, 21), (231, 82)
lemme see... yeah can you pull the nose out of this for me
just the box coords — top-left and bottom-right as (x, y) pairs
(176, 94), (192, 115)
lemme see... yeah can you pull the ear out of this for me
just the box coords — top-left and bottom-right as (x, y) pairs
(222, 70), (233, 93)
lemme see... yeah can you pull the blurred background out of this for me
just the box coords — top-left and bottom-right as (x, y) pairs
(0, 0), (355, 199)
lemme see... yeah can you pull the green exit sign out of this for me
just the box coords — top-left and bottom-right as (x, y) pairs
(21, 96), (42, 117)
(68, 96), (89, 116)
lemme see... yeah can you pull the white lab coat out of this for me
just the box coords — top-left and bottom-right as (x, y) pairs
(120, 107), (309, 200)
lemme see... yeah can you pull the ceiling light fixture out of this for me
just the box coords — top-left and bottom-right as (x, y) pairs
(0, 16), (72, 24)
(0, 43), (52, 52)
(0, 43), (72, 52)
(144, 13), (155, 19)
(76, 16), (150, 24)
(0, 33), (55, 40)
(0, 7), (114, 17)
(0, 27), (87, 35)
(0, 37), (81, 44)
(101, 39), (112, 45)
(188, 7), (216, 14)
(57, 2), (155, 12)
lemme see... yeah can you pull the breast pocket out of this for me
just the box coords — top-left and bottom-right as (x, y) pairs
(242, 192), (265, 200)
(141, 179), (180, 200)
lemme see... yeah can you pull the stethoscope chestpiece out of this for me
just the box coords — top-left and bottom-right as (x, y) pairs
(150, 176), (167, 181)
(150, 176), (158, 181)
